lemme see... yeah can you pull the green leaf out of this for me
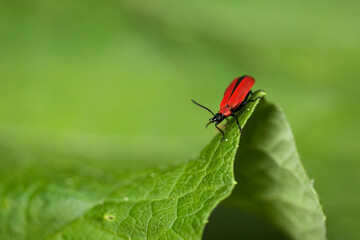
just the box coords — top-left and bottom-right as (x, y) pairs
(0, 92), (260, 240)
(205, 100), (327, 240)
(0, 91), (326, 240)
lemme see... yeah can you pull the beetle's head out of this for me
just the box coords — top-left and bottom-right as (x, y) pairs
(206, 113), (225, 127)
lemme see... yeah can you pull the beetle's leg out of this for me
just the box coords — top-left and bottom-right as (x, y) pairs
(243, 90), (252, 102)
(242, 90), (264, 105)
(236, 90), (253, 110)
(231, 114), (242, 133)
(215, 123), (225, 141)
(232, 90), (264, 114)
(243, 96), (263, 104)
(244, 90), (265, 105)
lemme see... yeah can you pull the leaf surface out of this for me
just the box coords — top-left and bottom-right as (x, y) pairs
(205, 101), (327, 240)
(0, 91), (326, 240)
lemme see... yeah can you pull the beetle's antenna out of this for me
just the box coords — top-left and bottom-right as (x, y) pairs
(191, 99), (215, 116)
(205, 121), (213, 128)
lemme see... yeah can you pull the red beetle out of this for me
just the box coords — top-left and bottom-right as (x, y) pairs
(191, 75), (262, 140)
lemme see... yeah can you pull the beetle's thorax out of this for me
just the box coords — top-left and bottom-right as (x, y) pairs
(219, 105), (232, 117)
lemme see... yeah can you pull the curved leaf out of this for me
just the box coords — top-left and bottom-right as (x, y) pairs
(205, 101), (327, 240)
(0, 92), (326, 240)
(0, 92), (263, 240)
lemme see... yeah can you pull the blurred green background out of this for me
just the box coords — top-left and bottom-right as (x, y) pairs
(0, 0), (359, 239)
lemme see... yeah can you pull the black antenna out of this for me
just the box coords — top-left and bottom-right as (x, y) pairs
(191, 99), (215, 116)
